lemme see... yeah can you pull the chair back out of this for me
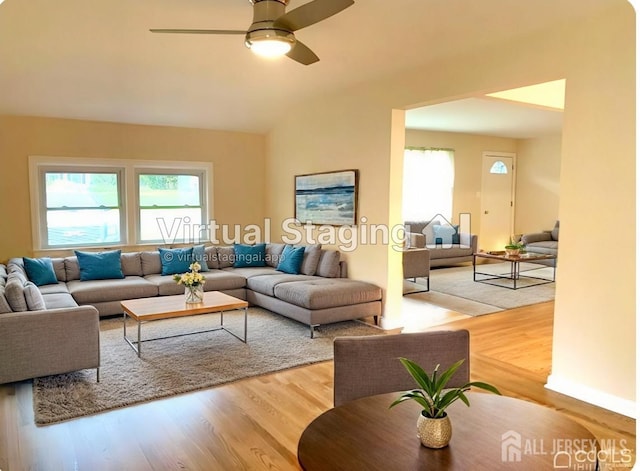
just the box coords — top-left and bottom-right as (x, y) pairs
(333, 330), (470, 407)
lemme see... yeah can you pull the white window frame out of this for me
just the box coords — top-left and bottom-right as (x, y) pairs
(28, 156), (213, 251)
(135, 167), (207, 244)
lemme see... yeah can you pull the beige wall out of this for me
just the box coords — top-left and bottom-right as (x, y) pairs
(266, 2), (635, 413)
(0, 116), (266, 262)
(515, 135), (562, 234)
(404, 129), (518, 236)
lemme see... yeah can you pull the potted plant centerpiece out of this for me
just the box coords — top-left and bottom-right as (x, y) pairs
(174, 261), (206, 304)
(389, 358), (500, 448)
(505, 236), (525, 256)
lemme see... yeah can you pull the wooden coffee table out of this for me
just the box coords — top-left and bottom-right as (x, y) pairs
(473, 252), (556, 290)
(121, 291), (248, 357)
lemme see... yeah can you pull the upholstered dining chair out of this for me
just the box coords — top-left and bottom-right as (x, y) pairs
(333, 330), (470, 407)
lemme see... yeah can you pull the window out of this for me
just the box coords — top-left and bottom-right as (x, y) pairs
(489, 161), (508, 174)
(41, 169), (124, 248)
(30, 157), (212, 250)
(402, 148), (455, 221)
(137, 171), (206, 243)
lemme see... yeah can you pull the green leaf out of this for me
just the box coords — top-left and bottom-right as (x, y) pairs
(398, 358), (433, 393)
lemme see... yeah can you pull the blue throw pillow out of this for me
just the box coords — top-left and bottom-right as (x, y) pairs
(432, 224), (457, 245)
(23, 257), (58, 286)
(74, 250), (124, 281)
(158, 247), (194, 275)
(192, 245), (210, 272)
(276, 245), (305, 274)
(233, 243), (266, 268)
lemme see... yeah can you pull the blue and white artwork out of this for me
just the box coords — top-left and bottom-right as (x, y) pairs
(295, 170), (358, 225)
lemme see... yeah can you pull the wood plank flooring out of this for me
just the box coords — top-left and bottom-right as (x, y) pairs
(0, 301), (635, 470)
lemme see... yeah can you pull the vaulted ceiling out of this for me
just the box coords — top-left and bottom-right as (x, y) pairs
(0, 0), (615, 133)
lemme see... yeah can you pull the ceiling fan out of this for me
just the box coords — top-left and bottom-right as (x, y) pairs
(150, 0), (355, 65)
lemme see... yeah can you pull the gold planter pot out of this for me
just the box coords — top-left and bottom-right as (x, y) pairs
(417, 412), (452, 448)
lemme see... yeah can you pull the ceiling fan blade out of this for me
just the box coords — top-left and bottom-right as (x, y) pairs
(149, 29), (246, 35)
(286, 40), (320, 65)
(274, 0), (354, 32)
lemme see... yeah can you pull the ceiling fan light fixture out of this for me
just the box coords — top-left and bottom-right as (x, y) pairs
(245, 29), (295, 57)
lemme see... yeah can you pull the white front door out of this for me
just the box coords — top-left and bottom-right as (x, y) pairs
(480, 152), (515, 251)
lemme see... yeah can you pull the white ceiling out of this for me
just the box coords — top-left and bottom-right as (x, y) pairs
(405, 97), (564, 139)
(0, 0), (614, 134)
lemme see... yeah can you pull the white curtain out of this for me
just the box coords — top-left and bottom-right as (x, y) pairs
(402, 148), (455, 221)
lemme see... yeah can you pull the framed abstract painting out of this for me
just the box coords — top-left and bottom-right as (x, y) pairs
(294, 169), (358, 225)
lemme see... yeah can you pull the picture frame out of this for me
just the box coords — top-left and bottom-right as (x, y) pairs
(294, 169), (359, 226)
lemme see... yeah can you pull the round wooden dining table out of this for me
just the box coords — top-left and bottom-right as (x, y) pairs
(298, 392), (599, 470)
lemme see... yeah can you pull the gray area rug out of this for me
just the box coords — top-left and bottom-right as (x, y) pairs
(404, 262), (555, 316)
(33, 307), (382, 425)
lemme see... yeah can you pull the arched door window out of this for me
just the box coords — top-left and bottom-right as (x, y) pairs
(489, 161), (508, 174)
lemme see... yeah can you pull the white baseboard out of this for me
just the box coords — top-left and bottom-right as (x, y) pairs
(545, 374), (636, 418)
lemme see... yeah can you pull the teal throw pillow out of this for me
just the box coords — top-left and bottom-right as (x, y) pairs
(23, 257), (58, 286)
(192, 245), (210, 272)
(233, 243), (266, 268)
(276, 245), (305, 274)
(159, 247), (194, 275)
(75, 250), (124, 281)
(432, 225), (457, 245)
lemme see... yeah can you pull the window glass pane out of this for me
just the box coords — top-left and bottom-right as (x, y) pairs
(402, 149), (455, 221)
(45, 172), (119, 208)
(46, 209), (121, 246)
(140, 207), (203, 243)
(489, 161), (508, 174)
(139, 174), (201, 207)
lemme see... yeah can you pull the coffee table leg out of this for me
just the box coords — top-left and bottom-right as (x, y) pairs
(137, 319), (141, 357)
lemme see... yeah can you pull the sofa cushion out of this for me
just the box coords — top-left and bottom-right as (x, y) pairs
(421, 220), (441, 245)
(300, 244), (322, 276)
(121, 252), (143, 276)
(204, 246), (219, 270)
(192, 244), (210, 272)
(428, 245), (474, 260)
(5, 274), (28, 312)
(315, 250), (341, 278)
(38, 282), (70, 295)
(24, 282), (46, 310)
(0, 285), (12, 314)
(246, 273), (318, 297)
(42, 292), (79, 309)
(75, 250), (125, 281)
(23, 257), (58, 286)
(233, 243), (267, 268)
(67, 276), (157, 304)
(51, 258), (66, 281)
(217, 246), (235, 269)
(432, 224), (457, 245)
(145, 270), (246, 295)
(159, 247), (194, 275)
(141, 251), (162, 275)
(525, 241), (558, 256)
(273, 278), (382, 310)
(266, 243), (285, 268)
(276, 245), (306, 274)
(64, 257), (80, 281)
(222, 267), (279, 279)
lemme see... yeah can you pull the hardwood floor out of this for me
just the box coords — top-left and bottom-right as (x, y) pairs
(0, 301), (635, 470)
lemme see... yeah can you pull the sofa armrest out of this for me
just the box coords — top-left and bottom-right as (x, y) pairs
(0, 305), (100, 384)
(409, 232), (426, 248)
(521, 232), (552, 245)
(458, 233), (478, 252)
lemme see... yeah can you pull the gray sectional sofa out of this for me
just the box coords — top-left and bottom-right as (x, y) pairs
(405, 220), (478, 267)
(0, 243), (382, 384)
